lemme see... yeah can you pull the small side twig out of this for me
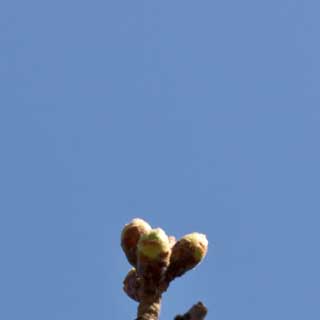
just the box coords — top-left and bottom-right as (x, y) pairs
(174, 302), (208, 320)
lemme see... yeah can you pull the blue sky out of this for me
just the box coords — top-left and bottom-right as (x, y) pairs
(1, 1), (320, 319)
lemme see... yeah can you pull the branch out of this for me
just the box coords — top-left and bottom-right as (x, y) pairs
(137, 295), (161, 320)
(174, 302), (208, 320)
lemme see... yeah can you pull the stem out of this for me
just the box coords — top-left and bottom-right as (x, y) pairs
(137, 295), (161, 320)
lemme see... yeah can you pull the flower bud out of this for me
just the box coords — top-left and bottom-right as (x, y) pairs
(167, 232), (208, 279)
(137, 228), (171, 280)
(123, 268), (140, 302)
(121, 218), (152, 266)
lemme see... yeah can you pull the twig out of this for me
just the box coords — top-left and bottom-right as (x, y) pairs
(137, 295), (162, 320)
(174, 302), (208, 320)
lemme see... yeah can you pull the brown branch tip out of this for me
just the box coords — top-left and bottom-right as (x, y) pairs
(174, 302), (208, 320)
(121, 218), (209, 320)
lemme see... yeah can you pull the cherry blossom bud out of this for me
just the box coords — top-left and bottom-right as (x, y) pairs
(121, 218), (152, 266)
(167, 233), (208, 279)
(137, 228), (171, 280)
(123, 268), (140, 302)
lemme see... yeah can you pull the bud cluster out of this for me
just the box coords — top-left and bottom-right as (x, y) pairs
(121, 218), (208, 301)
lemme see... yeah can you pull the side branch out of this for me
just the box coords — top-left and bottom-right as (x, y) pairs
(174, 302), (207, 320)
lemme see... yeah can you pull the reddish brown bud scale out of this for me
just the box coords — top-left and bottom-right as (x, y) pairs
(166, 233), (208, 280)
(123, 268), (140, 302)
(121, 218), (152, 267)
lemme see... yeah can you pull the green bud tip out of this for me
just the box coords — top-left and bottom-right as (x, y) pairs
(138, 228), (170, 260)
(182, 232), (208, 261)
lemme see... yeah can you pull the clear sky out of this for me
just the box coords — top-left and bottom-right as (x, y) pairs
(1, 1), (319, 319)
